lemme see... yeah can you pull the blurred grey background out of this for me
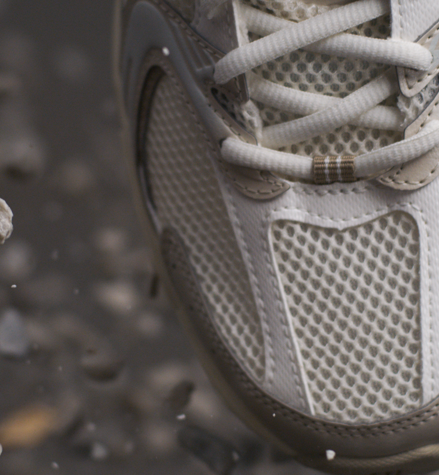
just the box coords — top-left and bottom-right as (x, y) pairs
(0, 1), (329, 474)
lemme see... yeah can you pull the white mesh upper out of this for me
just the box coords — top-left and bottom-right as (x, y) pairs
(271, 212), (422, 422)
(145, 74), (265, 380)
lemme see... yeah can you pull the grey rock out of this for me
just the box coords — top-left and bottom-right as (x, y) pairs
(0, 308), (29, 358)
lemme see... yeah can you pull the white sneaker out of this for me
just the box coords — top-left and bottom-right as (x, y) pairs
(114, 1), (439, 472)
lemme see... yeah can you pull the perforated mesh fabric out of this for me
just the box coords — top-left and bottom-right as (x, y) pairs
(271, 212), (422, 422)
(145, 74), (265, 380)
(165, 0), (195, 21)
(243, 0), (332, 22)
(244, 1), (403, 158)
(399, 73), (439, 126)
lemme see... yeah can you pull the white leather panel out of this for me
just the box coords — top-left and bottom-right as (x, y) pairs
(219, 174), (439, 414)
(392, 0), (439, 40)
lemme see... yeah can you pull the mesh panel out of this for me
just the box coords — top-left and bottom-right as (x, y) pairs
(145, 74), (265, 380)
(243, 0), (332, 22)
(399, 73), (439, 126)
(244, 1), (403, 158)
(271, 212), (422, 422)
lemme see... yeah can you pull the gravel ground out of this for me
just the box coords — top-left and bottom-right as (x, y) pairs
(0, 2), (428, 475)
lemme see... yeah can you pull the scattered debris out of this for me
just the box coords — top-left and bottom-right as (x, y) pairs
(163, 380), (195, 417)
(326, 449), (336, 461)
(80, 344), (123, 382)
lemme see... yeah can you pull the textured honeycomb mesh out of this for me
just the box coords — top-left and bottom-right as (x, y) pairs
(271, 212), (422, 422)
(244, 1), (403, 158)
(243, 0), (332, 22)
(145, 74), (265, 380)
(399, 73), (439, 126)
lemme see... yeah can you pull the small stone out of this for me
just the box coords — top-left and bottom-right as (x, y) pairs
(81, 345), (123, 381)
(90, 441), (109, 461)
(0, 308), (29, 358)
(148, 362), (191, 397)
(163, 380), (195, 416)
(177, 425), (240, 475)
(94, 281), (141, 314)
(0, 134), (46, 178)
(326, 449), (336, 461)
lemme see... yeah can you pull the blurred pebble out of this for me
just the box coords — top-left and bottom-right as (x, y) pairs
(94, 227), (127, 254)
(0, 240), (34, 282)
(188, 387), (222, 423)
(0, 308), (29, 358)
(94, 280), (141, 315)
(147, 362), (191, 397)
(163, 380), (195, 417)
(53, 46), (91, 84)
(0, 133), (46, 178)
(0, 404), (58, 449)
(0, 198), (12, 244)
(90, 441), (109, 461)
(81, 345), (123, 382)
(177, 425), (240, 475)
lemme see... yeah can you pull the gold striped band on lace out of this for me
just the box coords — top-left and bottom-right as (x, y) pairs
(314, 156), (356, 185)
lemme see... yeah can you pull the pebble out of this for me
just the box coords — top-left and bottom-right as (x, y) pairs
(0, 133), (46, 178)
(177, 425), (240, 475)
(0, 308), (29, 358)
(80, 344), (123, 382)
(163, 380), (195, 416)
(147, 362), (191, 397)
(90, 441), (109, 461)
(94, 280), (141, 315)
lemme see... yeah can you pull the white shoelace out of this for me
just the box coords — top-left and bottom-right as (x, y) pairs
(208, 0), (439, 183)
